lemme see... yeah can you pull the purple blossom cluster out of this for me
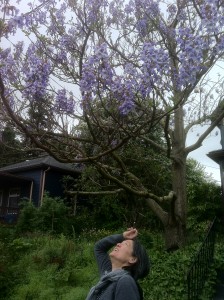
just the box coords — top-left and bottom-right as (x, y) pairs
(133, 0), (224, 91)
(21, 44), (52, 101)
(0, 41), (24, 86)
(136, 19), (148, 37)
(107, 0), (126, 26)
(55, 89), (75, 114)
(134, 0), (159, 19)
(6, 0), (57, 35)
(111, 74), (137, 114)
(176, 31), (210, 87)
(77, 0), (109, 27)
(81, 43), (140, 114)
(132, 0), (161, 37)
(2, 0), (224, 119)
(140, 43), (170, 88)
(80, 43), (113, 97)
(0, 49), (16, 83)
(1, 3), (19, 18)
(45, 2), (67, 35)
(7, 10), (45, 31)
(55, 3), (67, 24)
(200, 0), (224, 34)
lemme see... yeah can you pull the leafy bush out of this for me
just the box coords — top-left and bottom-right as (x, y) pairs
(16, 200), (39, 233)
(38, 193), (69, 233)
(186, 159), (222, 229)
(16, 193), (70, 235)
(0, 226), (17, 298)
(1, 225), (223, 300)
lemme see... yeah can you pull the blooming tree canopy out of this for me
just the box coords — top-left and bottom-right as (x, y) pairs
(1, 0), (224, 249)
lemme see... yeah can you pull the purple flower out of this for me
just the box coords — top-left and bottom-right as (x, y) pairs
(21, 44), (52, 101)
(55, 89), (75, 114)
(119, 99), (135, 115)
(1, 0), (224, 119)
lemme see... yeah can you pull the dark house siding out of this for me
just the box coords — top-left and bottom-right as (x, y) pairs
(0, 156), (81, 223)
(8, 169), (44, 207)
(45, 169), (68, 199)
(16, 168), (76, 204)
(0, 175), (32, 222)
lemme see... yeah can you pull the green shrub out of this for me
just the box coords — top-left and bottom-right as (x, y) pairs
(16, 193), (70, 235)
(1, 225), (223, 300)
(38, 193), (69, 233)
(16, 200), (39, 233)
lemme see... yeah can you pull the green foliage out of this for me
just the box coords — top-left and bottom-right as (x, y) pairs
(140, 232), (192, 300)
(38, 193), (69, 233)
(76, 135), (172, 197)
(0, 125), (25, 167)
(1, 225), (223, 300)
(0, 240), (13, 298)
(16, 200), (39, 233)
(198, 232), (224, 300)
(0, 125), (41, 167)
(64, 157), (221, 235)
(16, 193), (69, 235)
(186, 159), (222, 230)
(109, 137), (173, 196)
(1, 232), (96, 300)
(0, 226), (21, 299)
(88, 194), (127, 229)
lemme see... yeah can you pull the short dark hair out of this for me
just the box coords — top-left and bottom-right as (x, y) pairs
(124, 239), (150, 280)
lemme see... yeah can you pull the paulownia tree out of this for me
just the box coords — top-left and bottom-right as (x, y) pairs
(0, 0), (224, 250)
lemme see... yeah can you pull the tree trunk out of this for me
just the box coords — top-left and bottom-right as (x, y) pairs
(163, 211), (186, 251)
(163, 104), (187, 250)
(160, 163), (187, 251)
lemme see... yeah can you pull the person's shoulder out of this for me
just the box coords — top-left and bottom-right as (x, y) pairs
(116, 275), (141, 299)
(117, 274), (137, 288)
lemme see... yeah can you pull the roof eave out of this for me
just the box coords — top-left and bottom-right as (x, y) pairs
(207, 149), (224, 164)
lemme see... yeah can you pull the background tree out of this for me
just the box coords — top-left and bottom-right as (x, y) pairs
(0, 124), (24, 166)
(186, 159), (221, 227)
(64, 156), (220, 239)
(0, 0), (224, 249)
(0, 123), (44, 166)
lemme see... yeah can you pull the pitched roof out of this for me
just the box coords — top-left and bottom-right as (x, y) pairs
(0, 155), (82, 174)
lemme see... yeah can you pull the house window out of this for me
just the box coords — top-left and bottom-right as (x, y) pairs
(7, 188), (20, 213)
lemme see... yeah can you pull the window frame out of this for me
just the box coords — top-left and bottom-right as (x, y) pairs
(7, 188), (20, 213)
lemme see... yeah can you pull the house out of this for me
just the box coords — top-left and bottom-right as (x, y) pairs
(0, 155), (81, 223)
